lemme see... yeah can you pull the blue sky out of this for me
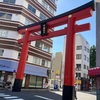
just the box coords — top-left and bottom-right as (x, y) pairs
(52, 0), (96, 53)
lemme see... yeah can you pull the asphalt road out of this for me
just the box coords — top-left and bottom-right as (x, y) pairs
(0, 89), (62, 100)
(0, 89), (96, 100)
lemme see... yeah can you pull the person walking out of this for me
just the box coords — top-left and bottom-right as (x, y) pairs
(74, 84), (77, 99)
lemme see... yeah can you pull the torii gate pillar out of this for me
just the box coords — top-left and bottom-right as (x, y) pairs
(63, 15), (76, 100)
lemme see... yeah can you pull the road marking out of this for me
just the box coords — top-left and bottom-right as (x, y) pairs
(0, 93), (5, 96)
(0, 93), (5, 98)
(11, 99), (24, 100)
(0, 94), (11, 97)
(4, 96), (18, 99)
(0, 93), (24, 100)
(35, 95), (53, 100)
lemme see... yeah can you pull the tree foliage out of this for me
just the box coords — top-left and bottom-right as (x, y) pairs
(90, 45), (96, 68)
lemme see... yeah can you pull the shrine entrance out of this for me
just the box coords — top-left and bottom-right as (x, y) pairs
(12, 1), (94, 100)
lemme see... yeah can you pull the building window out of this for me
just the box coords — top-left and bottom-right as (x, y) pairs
(36, 76), (42, 88)
(84, 64), (86, 69)
(28, 4), (36, 14)
(87, 57), (89, 62)
(29, 75), (36, 87)
(0, 30), (8, 37)
(6, 13), (12, 19)
(84, 55), (86, 60)
(84, 46), (86, 51)
(25, 18), (33, 25)
(33, 57), (40, 65)
(26, 56), (28, 61)
(49, 6), (54, 14)
(41, 59), (45, 66)
(0, 49), (4, 56)
(40, 13), (46, 20)
(48, 61), (51, 68)
(18, 53), (28, 61)
(0, 12), (12, 20)
(51, 0), (55, 3)
(41, 60), (49, 67)
(3, 0), (16, 4)
(76, 46), (82, 50)
(79, 73), (81, 78)
(45, 60), (48, 67)
(76, 73), (81, 79)
(84, 73), (86, 78)
(35, 41), (43, 49)
(87, 48), (89, 53)
(43, 45), (50, 52)
(42, 0), (48, 9)
(87, 66), (88, 70)
(86, 41), (88, 44)
(76, 64), (81, 71)
(18, 53), (20, 59)
(76, 54), (81, 59)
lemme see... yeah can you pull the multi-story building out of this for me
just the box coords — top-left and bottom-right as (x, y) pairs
(50, 52), (63, 89)
(0, 0), (57, 89)
(50, 34), (90, 90)
(51, 52), (62, 79)
(75, 34), (90, 90)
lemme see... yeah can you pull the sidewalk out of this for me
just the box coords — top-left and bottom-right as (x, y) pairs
(51, 90), (96, 100)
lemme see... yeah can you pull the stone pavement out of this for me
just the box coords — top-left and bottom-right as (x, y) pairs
(51, 90), (96, 100)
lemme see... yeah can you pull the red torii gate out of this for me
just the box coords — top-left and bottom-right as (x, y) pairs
(12, 1), (94, 100)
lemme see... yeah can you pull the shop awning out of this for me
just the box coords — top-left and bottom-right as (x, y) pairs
(88, 67), (100, 76)
(0, 59), (48, 77)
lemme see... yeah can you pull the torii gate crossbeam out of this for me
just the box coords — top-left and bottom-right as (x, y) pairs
(12, 1), (94, 100)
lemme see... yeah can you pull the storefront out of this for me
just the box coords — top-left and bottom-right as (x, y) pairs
(0, 58), (48, 89)
(81, 78), (90, 91)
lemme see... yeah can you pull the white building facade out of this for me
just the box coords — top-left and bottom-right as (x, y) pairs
(0, 0), (57, 88)
(75, 34), (90, 90)
(62, 34), (90, 90)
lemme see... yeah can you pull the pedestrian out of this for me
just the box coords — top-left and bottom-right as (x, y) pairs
(4, 75), (12, 89)
(74, 84), (77, 99)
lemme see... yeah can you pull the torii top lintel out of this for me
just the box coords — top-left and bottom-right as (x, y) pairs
(18, 0), (95, 43)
